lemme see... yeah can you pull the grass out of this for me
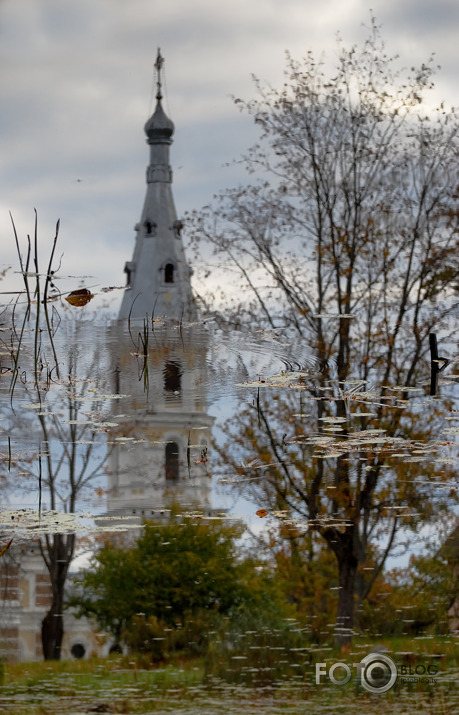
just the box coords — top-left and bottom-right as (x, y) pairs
(2, 654), (204, 688)
(0, 655), (205, 714)
(316, 632), (459, 665)
(1, 636), (458, 714)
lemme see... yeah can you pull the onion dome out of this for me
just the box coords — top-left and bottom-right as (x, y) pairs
(144, 49), (175, 143)
(144, 100), (174, 143)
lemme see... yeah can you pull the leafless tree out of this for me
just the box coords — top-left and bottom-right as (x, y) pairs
(2, 314), (111, 660)
(189, 18), (459, 644)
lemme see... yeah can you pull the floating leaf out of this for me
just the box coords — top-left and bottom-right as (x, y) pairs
(341, 379), (367, 386)
(256, 509), (269, 518)
(0, 538), (13, 558)
(65, 288), (94, 307)
(383, 385), (424, 392)
(63, 420), (92, 425)
(319, 416), (347, 423)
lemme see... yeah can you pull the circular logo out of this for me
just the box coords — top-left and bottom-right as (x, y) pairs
(359, 653), (397, 694)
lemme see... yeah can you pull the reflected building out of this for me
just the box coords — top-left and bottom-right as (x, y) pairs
(107, 321), (213, 518)
(0, 541), (101, 662)
(0, 52), (213, 662)
(108, 50), (213, 519)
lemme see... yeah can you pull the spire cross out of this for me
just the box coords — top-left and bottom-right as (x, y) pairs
(155, 48), (164, 101)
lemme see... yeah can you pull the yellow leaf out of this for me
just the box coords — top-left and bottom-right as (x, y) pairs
(65, 289), (94, 307)
(0, 538), (13, 558)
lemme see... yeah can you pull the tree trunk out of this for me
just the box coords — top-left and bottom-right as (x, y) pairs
(41, 592), (64, 660)
(40, 533), (75, 660)
(335, 551), (358, 646)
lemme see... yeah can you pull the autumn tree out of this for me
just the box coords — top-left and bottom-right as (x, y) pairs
(189, 18), (459, 644)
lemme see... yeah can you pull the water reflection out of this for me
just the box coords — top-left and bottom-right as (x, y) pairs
(0, 309), (457, 707)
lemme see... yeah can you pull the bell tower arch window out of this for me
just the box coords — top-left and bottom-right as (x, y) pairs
(165, 442), (179, 481)
(165, 263), (174, 283)
(164, 361), (181, 394)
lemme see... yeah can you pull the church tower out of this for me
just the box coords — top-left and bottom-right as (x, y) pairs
(108, 52), (213, 519)
(118, 50), (196, 322)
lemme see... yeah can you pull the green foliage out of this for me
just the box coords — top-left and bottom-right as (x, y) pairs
(125, 611), (220, 662)
(358, 534), (459, 636)
(272, 530), (339, 642)
(69, 538), (139, 641)
(68, 514), (291, 659)
(204, 611), (310, 686)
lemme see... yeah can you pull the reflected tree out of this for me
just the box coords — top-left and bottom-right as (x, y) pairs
(0, 216), (113, 660)
(3, 329), (110, 660)
(189, 18), (459, 644)
(37, 361), (109, 660)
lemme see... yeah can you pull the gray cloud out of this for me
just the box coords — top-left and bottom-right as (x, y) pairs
(0, 0), (457, 309)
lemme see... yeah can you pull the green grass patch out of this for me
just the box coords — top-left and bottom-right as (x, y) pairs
(0, 637), (458, 714)
(2, 654), (204, 691)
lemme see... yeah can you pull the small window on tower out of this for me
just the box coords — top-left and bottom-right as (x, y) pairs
(124, 261), (135, 287)
(165, 442), (179, 481)
(164, 361), (181, 393)
(173, 219), (184, 238)
(144, 220), (157, 236)
(165, 263), (174, 283)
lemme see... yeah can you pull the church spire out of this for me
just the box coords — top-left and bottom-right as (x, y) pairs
(155, 48), (164, 101)
(144, 49), (174, 145)
(118, 52), (196, 322)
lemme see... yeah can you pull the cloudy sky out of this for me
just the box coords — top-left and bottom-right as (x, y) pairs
(1, 0), (457, 312)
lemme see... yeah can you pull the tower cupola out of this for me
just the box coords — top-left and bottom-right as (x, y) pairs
(118, 49), (196, 322)
(144, 103), (175, 143)
(144, 51), (174, 143)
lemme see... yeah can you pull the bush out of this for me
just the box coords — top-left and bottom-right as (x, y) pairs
(69, 512), (297, 664)
(124, 610), (223, 662)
